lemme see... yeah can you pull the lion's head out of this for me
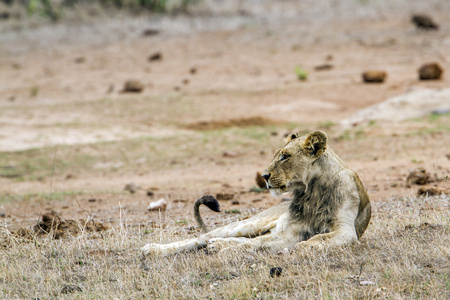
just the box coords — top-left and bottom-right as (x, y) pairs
(262, 131), (328, 196)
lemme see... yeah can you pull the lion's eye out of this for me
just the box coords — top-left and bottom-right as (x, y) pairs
(279, 154), (290, 161)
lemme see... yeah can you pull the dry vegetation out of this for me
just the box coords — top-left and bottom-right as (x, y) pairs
(1, 0), (450, 298)
(1, 194), (448, 298)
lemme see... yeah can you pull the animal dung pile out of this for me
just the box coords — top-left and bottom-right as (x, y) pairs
(411, 14), (439, 30)
(33, 212), (110, 239)
(122, 80), (144, 93)
(418, 63), (443, 80)
(362, 70), (387, 83)
(406, 167), (431, 187)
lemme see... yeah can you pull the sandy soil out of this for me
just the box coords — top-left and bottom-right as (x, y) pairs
(0, 1), (449, 230)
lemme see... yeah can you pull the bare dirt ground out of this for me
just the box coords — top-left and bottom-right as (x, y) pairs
(0, 1), (449, 298)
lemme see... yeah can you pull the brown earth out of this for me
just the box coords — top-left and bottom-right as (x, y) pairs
(0, 1), (449, 233)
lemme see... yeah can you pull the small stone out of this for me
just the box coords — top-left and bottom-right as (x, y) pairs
(146, 190), (155, 197)
(406, 167), (429, 187)
(122, 80), (144, 93)
(314, 64), (333, 71)
(362, 70), (387, 83)
(148, 198), (167, 211)
(359, 280), (376, 286)
(142, 29), (160, 36)
(74, 57), (85, 64)
(124, 183), (140, 193)
(148, 52), (162, 62)
(418, 63), (443, 80)
(216, 193), (234, 201)
(231, 200), (240, 205)
(269, 267), (283, 278)
(412, 14), (439, 30)
(223, 151), (238, 158)
(189, 67), (197, 74)
(61, 285), (82, 294)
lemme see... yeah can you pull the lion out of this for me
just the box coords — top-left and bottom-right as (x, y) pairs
(141, 130), (371, 256)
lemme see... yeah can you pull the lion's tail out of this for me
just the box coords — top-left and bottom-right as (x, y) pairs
(194, 195), (221, 233)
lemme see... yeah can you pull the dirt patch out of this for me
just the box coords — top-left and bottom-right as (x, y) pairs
(33, 212), (110, 239)
(185, 116), (280, 131)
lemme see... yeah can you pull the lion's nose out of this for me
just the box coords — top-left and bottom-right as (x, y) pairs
(262, 173), (271, 182)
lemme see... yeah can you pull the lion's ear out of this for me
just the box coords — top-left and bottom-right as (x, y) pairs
(284, 133), (298, 143)
(302, 131), (328, 158)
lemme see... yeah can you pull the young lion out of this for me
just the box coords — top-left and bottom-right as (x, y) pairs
(141, 131), (371, 256)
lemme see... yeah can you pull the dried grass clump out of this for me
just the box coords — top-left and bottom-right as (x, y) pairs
(0, 195), (448, 298)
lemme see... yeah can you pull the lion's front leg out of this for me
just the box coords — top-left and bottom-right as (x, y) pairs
(298, 225), (358, 249)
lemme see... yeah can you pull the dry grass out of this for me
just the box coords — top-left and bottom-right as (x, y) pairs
(1, 194), (448, 299)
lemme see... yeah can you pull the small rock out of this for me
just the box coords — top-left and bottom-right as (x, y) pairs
(122, 80), (144, 93)
(231, 200), (240, 205)
(359, 280), (376, 286)
(412, 14), (439, 30)
(255, 172), (267, 188)
(148, 198), (167, 211)
(362, 70), (387, 83)
(0, 212), (5, 218)
(418, 63), (443, 80)
(216, 193), (234, 201)
(269, 267), (283, 278)
(124, 183), (140, 193)
(173, 199), (187, 203)
(74, 57), (86, 64)
(88, 198), (96, 203)
(406, 167), (430, 187)
(223, 151), (238, 158)
(0, 12), (10, 20)
(142, 29), (160, 36)
(61, 285), (82, 294)
(189, 67), (197, 74)
(146, 190), (155, 197)
(252, 198), (262, 203)
(314, 64), (333, 71)
(148, 52), (162, 62)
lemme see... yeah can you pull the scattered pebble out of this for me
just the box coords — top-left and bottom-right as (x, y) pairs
(124, 182), (140, 193)
(269, 267), (283, 278)
(61, 285), (82, 294)
(216, 193), (234, 201)
(412, 14), (439, 30)
(362, 70), (387, 83)
(223, 151), (239, 158)
(148, 198), (167, 211)
(122, 80), (144, 93)
(406, 167), (430, 187)
(74, 57), (86, 64)
(148, 52), (162, 62)
(418, 63), (443, 80)
(314, 64), (333, 71)
(359, 280), (376, 286)
(142, 29), (160, 36)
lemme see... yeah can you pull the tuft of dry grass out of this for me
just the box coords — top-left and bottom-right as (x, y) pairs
(0, 194), (448, 299)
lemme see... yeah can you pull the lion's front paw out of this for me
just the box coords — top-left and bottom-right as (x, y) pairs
(297, 240), (325, 251)
(141, 243), (165, 257)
